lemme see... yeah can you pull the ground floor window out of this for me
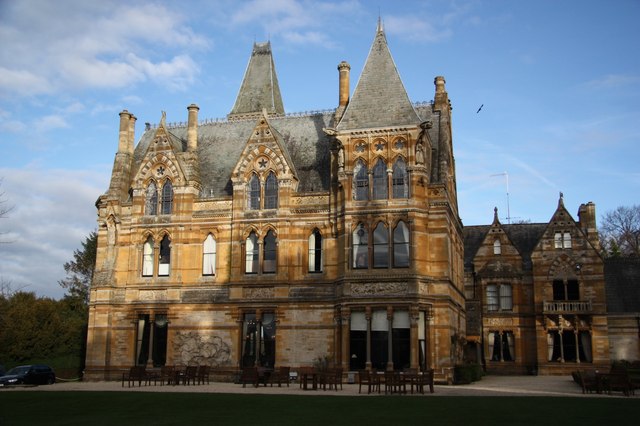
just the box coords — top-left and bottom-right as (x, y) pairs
(241, 312), (276, 368)
(135, 313), (168, 367)
(488, 331), (514, 362)
(547, 330), (592, 363)
(348, 308), (413, 371)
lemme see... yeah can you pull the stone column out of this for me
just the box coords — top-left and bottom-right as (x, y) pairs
(386, 307), (394, 371)
(365, 307), (372, 370)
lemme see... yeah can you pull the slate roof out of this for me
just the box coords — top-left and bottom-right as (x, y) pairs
(337, 25), (420, 131)
(463, 223), (548, 269)
(229, 42), (285, 119)
(605, 257), (640, 313)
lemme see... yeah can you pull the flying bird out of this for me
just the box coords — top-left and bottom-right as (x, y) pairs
(476, 104), (484, 113)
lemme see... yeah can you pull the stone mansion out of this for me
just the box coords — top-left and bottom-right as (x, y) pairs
(85, 24), (639, 381)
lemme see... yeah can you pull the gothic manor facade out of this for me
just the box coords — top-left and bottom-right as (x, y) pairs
(85, 25), (636, 381)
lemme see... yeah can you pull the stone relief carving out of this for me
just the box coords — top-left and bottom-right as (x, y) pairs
(350, 282), (407, 296)
(172, 332), (231, 367)
(244, 287), (274, 299)
(139, 290), (168, 302)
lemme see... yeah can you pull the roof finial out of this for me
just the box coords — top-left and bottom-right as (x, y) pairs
(558, 191), (565, 207)
(160, 110), (166, 128)
(493, 206), (500, 224)
(377, 14), (384, 33)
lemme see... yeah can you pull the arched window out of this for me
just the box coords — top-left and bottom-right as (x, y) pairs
(145, 181), (158, 215)
(203, 234), (216, 276)
(142, 236), (154, 276)
(308, 229), (323, 273)
(158, 235), (171, 276)
(353, 160), (369, 201)
(372, 158), (388, 200)
(393, 221), (410, 268)
(392, 158), (408, 198)
(373, 222), (389, 268)
(264, 172), (278, 209)
(493, 239), (501, 255)
(248, 174), (260, 210)
(245, 231), (259, 274)
(161, 181), (173, 215)
(263, 230), (277, 273)
(352, 223), (368, 269)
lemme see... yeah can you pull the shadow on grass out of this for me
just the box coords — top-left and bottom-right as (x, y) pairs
(0, 392), (637, 426)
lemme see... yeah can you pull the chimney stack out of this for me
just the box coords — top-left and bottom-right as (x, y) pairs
(578, 202), (600, 248)
(338, 61), (351, 107)
(187, 103), (199, 152)
(118, 110), (132, 153)
(127, 114), (136, 155)
(434, 76), (449, 111)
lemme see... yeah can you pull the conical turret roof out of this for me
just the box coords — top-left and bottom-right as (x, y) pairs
(229, 41), (285, 119)
(337, 23), (420, 130)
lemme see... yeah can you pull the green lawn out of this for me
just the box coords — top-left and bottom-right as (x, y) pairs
(0, 392), (637, 426)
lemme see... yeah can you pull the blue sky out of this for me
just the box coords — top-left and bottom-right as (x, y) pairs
(0, 0), (638, 298)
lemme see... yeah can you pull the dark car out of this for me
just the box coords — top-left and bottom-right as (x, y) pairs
(0, 364), (56, 386)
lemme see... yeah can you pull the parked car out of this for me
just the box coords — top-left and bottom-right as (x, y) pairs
(0, 365), (56, 386)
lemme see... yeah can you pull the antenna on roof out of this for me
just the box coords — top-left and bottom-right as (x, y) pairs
(490, 171), (511, 224)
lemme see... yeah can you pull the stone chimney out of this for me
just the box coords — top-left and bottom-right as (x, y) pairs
(118, 110), (132, 153)
(434, 76), (449, 111)
(338, 61), (350, 107)
(187, 103), (199, 152)
(578, 202), (600, 248)
(127, 113), (136, 155)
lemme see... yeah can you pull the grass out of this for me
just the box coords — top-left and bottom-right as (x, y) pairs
(0, 392), (638, 426)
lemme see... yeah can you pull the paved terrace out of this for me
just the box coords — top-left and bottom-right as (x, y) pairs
(3, 375), (637, 398)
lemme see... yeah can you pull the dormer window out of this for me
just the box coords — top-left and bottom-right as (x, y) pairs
(145, 181), (158, 215)
(247, 172), (278, 210)
(161, 181), (173, 214)
(248, 174), (260, 210)
(264, 172), (278, 209)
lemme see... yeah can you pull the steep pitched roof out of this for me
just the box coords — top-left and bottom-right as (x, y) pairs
(229, 42), (285, 119)
(336, 24), (420, 131)
(605, 257), (640, 313)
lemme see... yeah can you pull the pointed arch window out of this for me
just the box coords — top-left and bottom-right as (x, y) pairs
(393, 221), (410, 268)
(493, 239), (502, 255)
(158, 235), (171, 276)
(373, 222), (389, 268)
(353, 160), (369, 201)
(145, 181), (158, 215)
(392, 157), (408, 198)
(264, 172), (278, 209)
(142, 236), (154, 277)
(308, 229), (323, 273)
(248, 174), (260, 210)
(263, 230), (277, 273)
(161, 181), (173, 215)
(353, 223), (369, 269)
(245, 231), (259, 274)
(203, 234), (216, 276)
(372, 158), (388, 200)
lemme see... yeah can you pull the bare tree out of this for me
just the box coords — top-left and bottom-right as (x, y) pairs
(599, 205), (640, 257)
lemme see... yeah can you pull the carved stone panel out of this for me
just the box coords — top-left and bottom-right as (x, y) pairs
(243, 287), (275, 299)
(350, 282), (408, 296)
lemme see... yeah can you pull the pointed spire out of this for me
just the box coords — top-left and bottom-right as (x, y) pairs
(558, 191), (565, 208)
(229, 41), (284, 120)
(337, 23), (420, 130)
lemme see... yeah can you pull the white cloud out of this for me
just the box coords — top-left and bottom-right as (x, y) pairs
(35, 115), (69, 132)
(585, 74), (640, 90)
(0, 167), (108, 299)
(384, 16), (452, 43)
(0, 0), (208, 97)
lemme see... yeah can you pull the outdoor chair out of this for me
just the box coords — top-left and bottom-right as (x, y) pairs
(267, 366), (290, 387)
(358, 369), (380, 394)
(183, 366), (198, 385)
(384, 371), (406, 394)
(122, 366), (149, 387)
(240, 366), (259, 388)
(197, 365), (211, 385)
(577, 370), (598, 394)
(324, 367), (343, 391)
(159, 365), (175, 385)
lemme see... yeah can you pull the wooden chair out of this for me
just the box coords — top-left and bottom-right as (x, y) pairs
(358, 369), (380, 394)
(183, 366), (198, 385)
(159, 366), (175, 386)
(122, 366), (148, 387)
(414, 369), (435, 394)
(197, 365), (210, 385)
(267, 366), (290, 387)
(577, 370), (598, 394)
(240, 366), (259, 388)
(384, 371), (406, 395)
(324, 367), (343, 391)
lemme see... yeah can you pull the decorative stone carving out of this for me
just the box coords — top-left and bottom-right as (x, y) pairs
(244, 287), (274, 299)
(350, 282), (408, 296)
(172, 331), (231, 367)
(139, 290), (168, 301)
